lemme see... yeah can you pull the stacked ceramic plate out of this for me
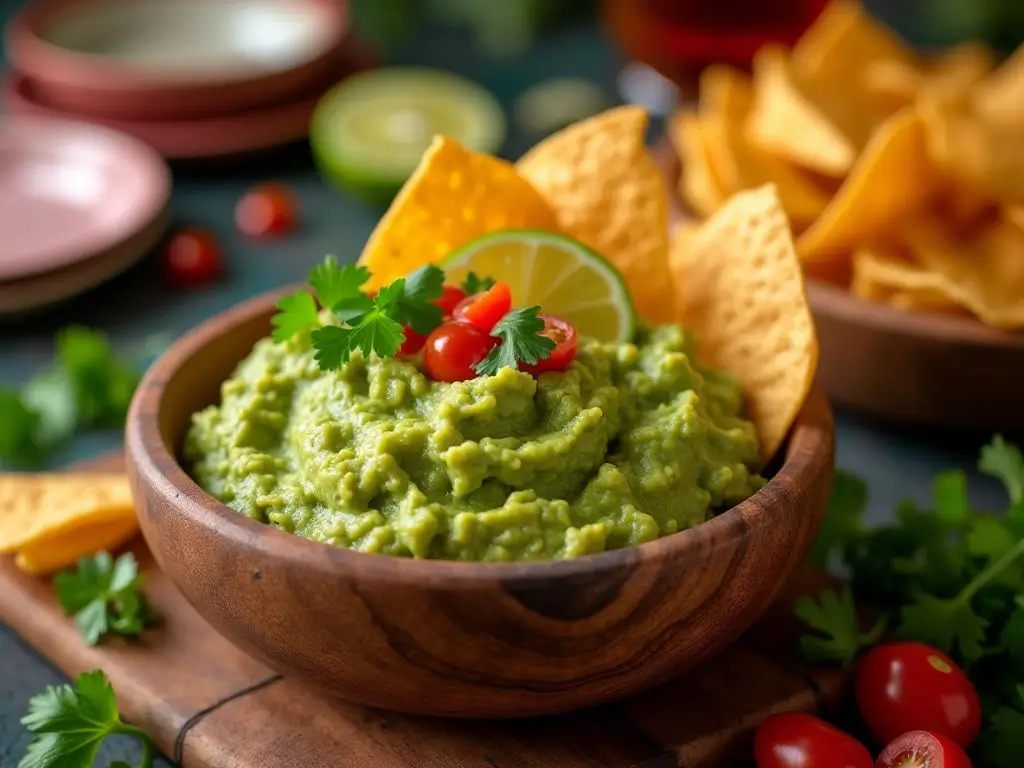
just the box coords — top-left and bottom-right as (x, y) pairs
(1, 0), (368, 159)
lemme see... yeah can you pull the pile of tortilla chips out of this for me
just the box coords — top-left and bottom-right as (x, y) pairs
(0, 473), (138, 575)
(669, 0), (1024, 330)
(358, 106), (817, 461)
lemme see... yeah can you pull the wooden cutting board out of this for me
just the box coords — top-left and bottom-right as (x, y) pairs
(0, 453), (849, 767)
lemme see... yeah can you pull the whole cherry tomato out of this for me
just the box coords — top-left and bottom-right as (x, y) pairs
(235, 183), (296, 238)
(398, 328), (427, 357)
(875, 730), (973, 768)
(423, 321), (496, 382)
(856, 642), (981, 748)
(754, 713), (873, 768)
(522, 314), (577, 375)
(453, 280), (512, 332)
(163, 228), (223, 287)
(435, 285), (467, 317)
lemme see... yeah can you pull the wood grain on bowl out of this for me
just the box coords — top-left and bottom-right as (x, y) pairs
(125, 287), (834, 718)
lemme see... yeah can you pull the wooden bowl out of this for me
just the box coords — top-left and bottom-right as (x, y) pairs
(653, 139), (1024, 431)
(125, 288), (834, 718)
(4, 0), (350, 121)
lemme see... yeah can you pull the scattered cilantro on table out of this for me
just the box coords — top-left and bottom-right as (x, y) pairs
(55, 552), (156, 647)
(797, 435), (1024, 768)
(474, 306), (555, 375)
(20, 669), (155, 768)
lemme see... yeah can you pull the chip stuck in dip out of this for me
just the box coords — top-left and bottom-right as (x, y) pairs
(185, 107), (818, 562)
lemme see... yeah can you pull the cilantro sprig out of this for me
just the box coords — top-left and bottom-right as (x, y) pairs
(20, 670), (155, 768)
(794, 586), (886, 668)
(460, 272), (496, 295)
(55, 552), (156, 646)
(474, 306), (555, 375)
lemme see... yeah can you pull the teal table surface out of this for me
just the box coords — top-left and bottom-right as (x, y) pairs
(0, 6), (1014, 767)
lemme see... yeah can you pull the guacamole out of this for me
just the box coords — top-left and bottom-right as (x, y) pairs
(186, 325), (764, 562)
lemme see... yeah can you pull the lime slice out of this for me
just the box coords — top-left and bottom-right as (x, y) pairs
(443, 230), (636, 343)
(310, 68), (507, 205)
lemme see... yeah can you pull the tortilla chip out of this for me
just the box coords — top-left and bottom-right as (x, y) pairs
(517, 106), (676, 322)
(358, 136), (558, 288)
(668, 110), (727, 217)
(973, 41), (1024, 126)
(699, 64), (753, 124)
(865, 41), (994, 109)
(15, 517), (139, 576)
(791, 0), (915, 146)
(0, 473), (135, 555)
(1004, 204), (1024, 232)
(746, 45), (855, 177)
(888, 288), (970, 315)
(673, 185), (818, 461)
(798, 109), (940, 262)
(850, 246), (949, 301)
(702, 111), (829, 228)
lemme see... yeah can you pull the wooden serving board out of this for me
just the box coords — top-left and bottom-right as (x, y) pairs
(0, 453), (849, 767)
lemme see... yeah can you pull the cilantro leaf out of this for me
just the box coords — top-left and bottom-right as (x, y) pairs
(461, 272), (496, 295)
(981, 435), (1024, 507)
(967, 517), (1024, 591)
(311, 281), (407, 370)
(899, 592), (990, 661)
(933, 469), (970, 527)
(270, 291), (320, 342)
(22, 369), (77, 450)
(309, 256), (370, 310)
(984, 685), (1024, 768)
(1002, 603), (1024, 673)
(794, 586), (886, 667)
(0, 389), (42, 465)
(19, 669), (155, 768)
(474, 307), (556, 376)
(57, 326), (138, 428)
(54, 553), (156, 646)
(394, 264), (445, 335)
(806, 470), (866, 568)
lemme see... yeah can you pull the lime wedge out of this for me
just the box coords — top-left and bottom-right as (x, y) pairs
(443, 230), (636, 343)
(311, 68), (507, 205)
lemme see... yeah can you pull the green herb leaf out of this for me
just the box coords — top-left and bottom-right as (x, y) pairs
(19, 670), (155, 768)
(57, 326), (139, 429)
(806, 470), (867, 567)
(985, 685), (1024, 768)
(1002, 604), (1024, 673)
(395, 264), (445, 335)
(0, 389), (42, 465)
(309, 256), (370, 310)
(794, 586), (886, 667)
(311, 281), (407, 370)
(461, 272), (497, 295)
(474, 307), (556, 376)
(933, 469), (970, 527)
(899, 592), (990, 661)
(54, 553), (155, 646)
(270, 291), (321, 342)
(981, 434), (1024, 506)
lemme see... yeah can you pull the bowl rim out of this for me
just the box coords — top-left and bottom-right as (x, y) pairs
(127, 286), (834, 588)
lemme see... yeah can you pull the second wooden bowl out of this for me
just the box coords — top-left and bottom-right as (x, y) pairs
(126, 288), (834, 718)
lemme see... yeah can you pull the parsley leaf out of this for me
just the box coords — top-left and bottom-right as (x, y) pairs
(54, 553), (156, 646)
(0, 389), (42, 465)
(806, 470), (866, 568)
(311, 281), (406, 370)
(57, 326), (139, 428)
(794, 586), (886, 667)
(19, 669), (155, 768)
(981, 435), (1024, 507)
(933, 469), (970, 527)
(1003, 602), (1024, 673)
(395, 264), (445, 334)
(899, 592), (991, 662)
(474, 307), (556, 376)
(461, 272), (496, 295)
(985, 685), (1024, 768)
(309, 256), (370, 310)
(270, 291), (320, 342)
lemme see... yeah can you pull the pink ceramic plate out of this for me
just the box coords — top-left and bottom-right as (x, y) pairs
(0, 117), (170, 282)
(1, 44), (375, 160)
(5, 0), (350, 121)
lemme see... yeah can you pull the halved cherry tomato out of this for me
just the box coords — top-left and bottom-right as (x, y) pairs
(856, 642), (981, 748)
(522, 314), (577, 375)
(453, 280), (512, 332)
(754, 713), (873, 768)
(876, 730), (973, 768)
(399, 328), (427, 356)
(235, 183), (296, 238)
(163, 228), (223, 287)
(423, 321), (497, 382)
(435, 285), (467, 317)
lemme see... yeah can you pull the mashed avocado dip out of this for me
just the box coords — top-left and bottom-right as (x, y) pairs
(186, 325), (764, 562)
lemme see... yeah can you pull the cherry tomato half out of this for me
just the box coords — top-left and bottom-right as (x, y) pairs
(399, 327), (427, 357)
(522, 314), (577, 375)
(875, 730), (973, 768)
(235, 183), (296, 238)
(453, 280), (512, 332)
(754, 713), (873, 768)
(856, 642), (981, 748)
(423, 321), (496, 382)
(435, 285), (467, 317)
(163, 228), (223, 287)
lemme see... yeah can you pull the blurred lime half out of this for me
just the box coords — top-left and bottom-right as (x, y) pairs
(311, 67), (507, 205)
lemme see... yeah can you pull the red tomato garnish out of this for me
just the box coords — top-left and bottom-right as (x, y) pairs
(235, 183), (296, 238)
(453, 280), (512, 332)
(163, 228), (223, 287)
(423, 321), (497, 382)
(522, 314), (577, 375)
(435, 285), (467, 317)
(754, 713), (873, 768)
(856, 642), (981, 748)
(399, 327), (427, 357)
(876, 731), (973, 768)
